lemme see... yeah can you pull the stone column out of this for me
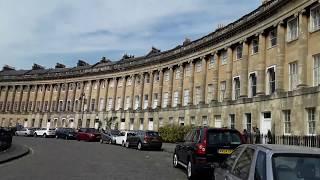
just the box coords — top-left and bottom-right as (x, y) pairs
(56, 84), (61, 112)
(121, 77), (127, 109)
(79, 82), (85, 112)
(168, 67), (174, 107)
(18, 85), (23, 112)
(257, 32), (266, 96)
(32, 85), (39, 112)
(225, 47), (233, 101)
(112, 78), (118, 110)
(201, 57), (207, 104)
(240, 40), (249, 98)
(130, 75), (136, 109)
(10, 86), (16, 112)
(63, 83), (69, 112)
(212, 53), (219, 102)
(25, 85), (31, 113)
(2, 86), (9, 112)
(48, 84), (54, 112)
(139, 73), (145, 109)
(276, 21), (285, 92)
(158, 70), (163, 108)
(103, 79), (109, 111)
(178, 64), (184, 106)
(40, 85), (46, 112)
(189, 61), (195, 105)
(95, 80), (100, 111)
(148, 71), (154, 108)
(298, 10), (308, 88)
(71, 83), (77, 112)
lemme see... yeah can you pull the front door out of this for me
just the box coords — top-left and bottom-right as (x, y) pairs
(148, 118), (153, 130)
(261, 112), (272, 143)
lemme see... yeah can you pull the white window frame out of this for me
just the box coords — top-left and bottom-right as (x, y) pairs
(287, 17), (299, 42)
(196, 61), (202, 72)
(164, 71), (170, 81)
(221, 50), (228, 65)
(163, 93), (168, 108)
(99, 98), (104, 111)
(269, 29), (277, 47)
(209, 56), (216, 68)
(207, 84), (213, 103)
(195, 87), (201, 105)
(220, 81), (226, 102)
(289, 62), (298, 91)
(251, 38), (259, 54)
(283, 110), (291, 135)
(229, 114), (235, 129)
(313, 54), (320, 86)
(143, 95), (148, 109)
(183, 89), (189, 106)
(232, 76), (240, 100)
(107, 98), (113, 111)
(248, 72), (257, 98)
(236, 45), (243, 60)
(175, 69), (181, 79)
(310, 4), (320, 32)
(185, 64), (191, 77)
(125, 96), (130, 110)
(173, 91), (179, 107)
(153, 93), (158, 109)
(307, 108), (316, 135)
(134, 96), (140, 110)
(266, 65), (276, 95)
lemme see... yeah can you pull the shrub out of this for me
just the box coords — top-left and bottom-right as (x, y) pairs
(159, 125), (193, 143)
(0, 128), (13, 151)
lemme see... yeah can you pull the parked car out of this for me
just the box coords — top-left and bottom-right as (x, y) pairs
(34, 128), (56, 138)
(15, 128), (35, 136)
(173, 127), (244, 180)
(100, 129), (120, 144)
(76, 128), (101, 142)
(114, 131), (136, 146)
(55, 128), (76, 140)
(214, 144), (320, 180)
(125, 130), (162, 150)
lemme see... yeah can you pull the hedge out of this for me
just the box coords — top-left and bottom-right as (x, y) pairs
(0, 128), (13, 151)
(159, 125), (193, 143)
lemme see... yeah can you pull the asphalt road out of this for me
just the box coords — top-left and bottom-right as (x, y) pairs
(0, 136), (186, 180)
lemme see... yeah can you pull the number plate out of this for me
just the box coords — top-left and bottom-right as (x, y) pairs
(218, 149), (233, 154)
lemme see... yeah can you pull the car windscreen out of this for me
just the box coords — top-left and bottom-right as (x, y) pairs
(272, 153), (320, 180)
(49, 128), (56, 131)
(146, 132), (159, 137)
(87, 128), (99, 133)
(65, 128), (75, 132)
(207, 131), (241, 145)
(110, 130), (120, 135)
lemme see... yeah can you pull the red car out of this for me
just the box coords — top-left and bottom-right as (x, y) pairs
(76, 128), (101, 142)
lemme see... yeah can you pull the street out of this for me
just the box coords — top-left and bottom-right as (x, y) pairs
(0, 136), (186, 180)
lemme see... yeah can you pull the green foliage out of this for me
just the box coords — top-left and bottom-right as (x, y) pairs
(159, 125), (194, 143)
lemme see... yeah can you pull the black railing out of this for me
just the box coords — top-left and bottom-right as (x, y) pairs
(244, 134), (320, 148)
(0, 127), (13, 151)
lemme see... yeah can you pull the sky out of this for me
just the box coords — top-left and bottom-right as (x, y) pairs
(0, 0), (261, 70)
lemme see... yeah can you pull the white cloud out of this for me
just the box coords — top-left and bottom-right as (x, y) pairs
(0, 0), (260, 69)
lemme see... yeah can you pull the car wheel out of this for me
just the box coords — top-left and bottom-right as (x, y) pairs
(100, 139), (104, 144)
(55, 135), (59, 139)
(34, 133), (37, 137)
(15, 132), (18, 136)
(65, 136), (68, 140)
(25, 133), (28, 137)
(173, 153), (180, 168)
(108, 139), (112, 144)
(122, 141), (125, 147)
(187, 160), (196, 180)
(43, 133), (47, 138)
(125, 141), (130, 148)
(137, 142), (142, 150)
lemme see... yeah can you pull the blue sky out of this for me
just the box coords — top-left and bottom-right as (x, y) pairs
(0, 0), (261, 70)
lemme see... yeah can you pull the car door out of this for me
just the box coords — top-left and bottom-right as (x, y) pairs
(215, 146), (244, 180)
(226, 147), (255, 180)
(180, 130), (195, 165)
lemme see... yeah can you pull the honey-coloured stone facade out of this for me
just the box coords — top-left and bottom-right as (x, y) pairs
(0, 0), (320, 136)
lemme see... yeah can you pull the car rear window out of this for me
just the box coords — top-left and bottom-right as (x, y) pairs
(146, 132), (159, 137)
(111, 130), (120, 135)
(272, 153), (320, 180)
(207, 131), (241, 145)
(49, 128), (56, 131)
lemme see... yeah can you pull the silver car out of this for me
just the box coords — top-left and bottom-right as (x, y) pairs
(15, 128), (35, 136)
(214, 144), (320, 180)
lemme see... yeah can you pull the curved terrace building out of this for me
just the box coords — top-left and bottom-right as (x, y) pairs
(1, 0), (320, 136)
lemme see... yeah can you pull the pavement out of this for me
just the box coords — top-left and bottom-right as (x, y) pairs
(0, 143), (30, 164)
(0, 136), (189, 180)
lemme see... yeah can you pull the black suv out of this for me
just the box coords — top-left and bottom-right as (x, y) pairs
(173, 127), (244, 179)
